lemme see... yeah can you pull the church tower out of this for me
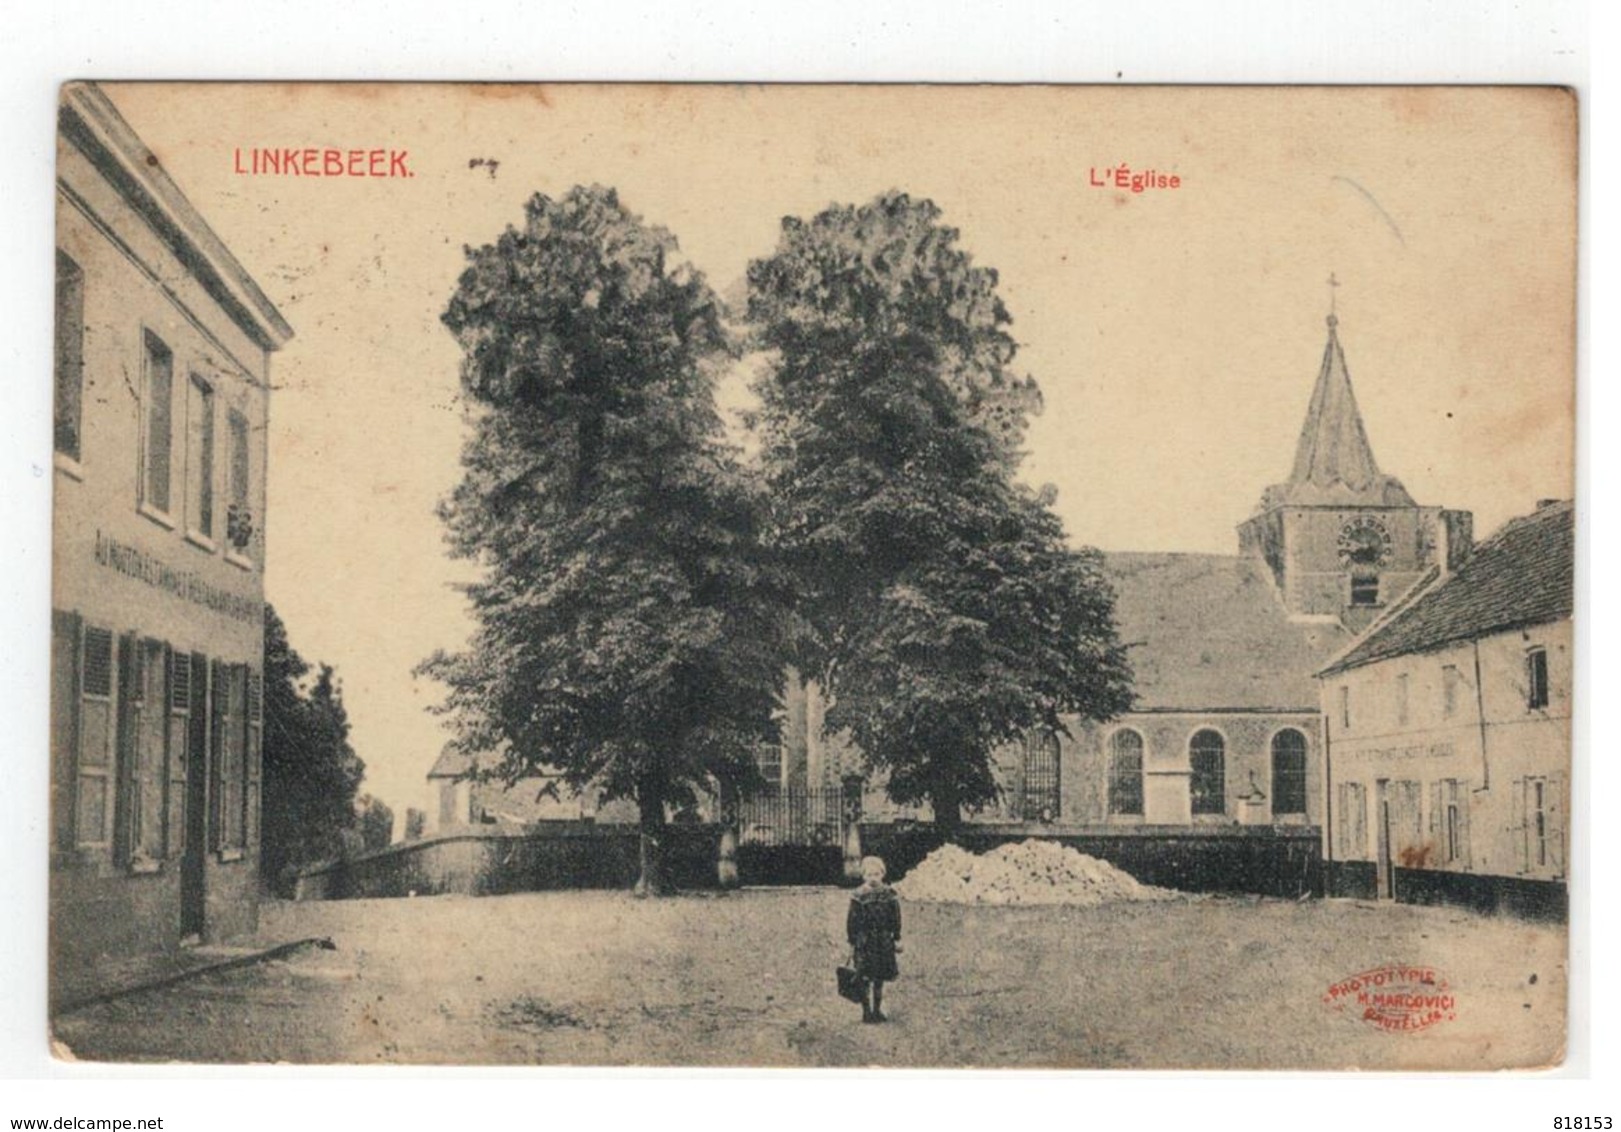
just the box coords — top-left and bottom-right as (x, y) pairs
(1239, 313), (1473, 631)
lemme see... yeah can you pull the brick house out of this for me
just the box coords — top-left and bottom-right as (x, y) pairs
(1317, 499), (1573, 918)
(52, 84), (292, 980)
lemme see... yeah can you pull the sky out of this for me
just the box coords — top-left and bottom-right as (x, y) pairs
(99, 83), (1576, 827)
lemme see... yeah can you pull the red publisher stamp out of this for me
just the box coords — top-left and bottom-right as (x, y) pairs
(1323, 965), (1457, 1034)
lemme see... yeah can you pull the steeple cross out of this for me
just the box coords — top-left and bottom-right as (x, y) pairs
(1328, 271), (1340, 314)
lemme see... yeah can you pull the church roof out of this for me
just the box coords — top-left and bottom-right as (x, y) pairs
(1259, 315), (1416, 509)
(427, 746), (471, 779)
(1319, 500), (1574, 676)
(1102, 551), (1351, 713)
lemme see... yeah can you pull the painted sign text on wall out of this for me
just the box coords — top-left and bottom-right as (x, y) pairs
(93, 529), (260, 624)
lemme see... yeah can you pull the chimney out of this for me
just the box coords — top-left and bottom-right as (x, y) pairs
(1441, 509), (1474, 573)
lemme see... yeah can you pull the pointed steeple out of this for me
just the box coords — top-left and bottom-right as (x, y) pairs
(1259, 313), (1415, 509)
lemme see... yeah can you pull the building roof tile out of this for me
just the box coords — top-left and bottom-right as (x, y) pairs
(1319, 500), (1573, 675)
(1103, 551), (1350, 712)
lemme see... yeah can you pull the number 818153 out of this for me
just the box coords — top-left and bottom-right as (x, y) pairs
(1555, 1119), (1612, 1129)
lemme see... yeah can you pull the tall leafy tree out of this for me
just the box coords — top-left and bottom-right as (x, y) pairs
(260, 604), (365, 886)
(746, 191), (1133, 830)
(421, 185), (787, 894)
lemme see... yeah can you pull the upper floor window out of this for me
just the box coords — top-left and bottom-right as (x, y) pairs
(1442, 664), (1463, 719)
(142, 330), (174, 515)
(1338, 685), (1350, 731)
(1526, 647), (1550, 710)
(1349, 572), (1379, 607)
(55, 251), (85, 463)
(1271, 729), (1308, 816)
(226, 409), (254, 560)
(1107, 729), (1144, 816)
(1188, 729), (1225, 815)
(186, 375), (216, 542)
(754, 742), (783, 790)
(1395, 672), (1410, 726)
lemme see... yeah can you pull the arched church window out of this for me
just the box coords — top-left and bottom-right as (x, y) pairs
(1022, 732), (1061, 821)
(1189, 729), (1226, 815)
(1107, 729), (1144, 816)
(1272, 729), (1308, 816)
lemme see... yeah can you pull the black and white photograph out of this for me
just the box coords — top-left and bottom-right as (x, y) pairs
(43, 80), (1575, 1070)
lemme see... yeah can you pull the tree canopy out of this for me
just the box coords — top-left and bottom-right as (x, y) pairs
(421, 185), (789, 892)
(746, 191), (1133, 827)
(260, 604), (366, 886)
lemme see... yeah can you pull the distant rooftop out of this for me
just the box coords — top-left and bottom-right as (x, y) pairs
(1102, 551), (1350, 713)
(1320, 500), (1574, 676)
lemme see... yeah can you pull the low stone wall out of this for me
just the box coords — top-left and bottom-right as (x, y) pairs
(291, 820), (1329, 901)
(290, 823), (719, 900)
(861, 823), (1325, 899)
(1324, 860), (1567, 921)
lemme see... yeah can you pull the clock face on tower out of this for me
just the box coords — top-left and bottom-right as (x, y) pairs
(1338, 516), (1392, 568)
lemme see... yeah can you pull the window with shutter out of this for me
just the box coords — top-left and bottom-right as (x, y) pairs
(1546, 773), (1565, 877)
(142, 330), (175, 515)
(1346, 782), (1367, 858)
(1453, 779), (1471, 867)
(55, 251), (85, 462)
(51, 611), (82, 852)
(245, 668), (263, 852)
(1511, 777), (1528, 874)
(1335, 775), (1361, 856)
(165, 649), (191, 858)
(76, 626), (115, 848)
(1526, 648), (1550, 711)
(210, 660), (234, 852)
(114, 632), (140, 866)
(135, 638), (169, 864)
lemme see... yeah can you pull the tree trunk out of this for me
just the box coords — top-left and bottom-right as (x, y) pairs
(633, 781), (671, 897)
(932, 777), (963, 840)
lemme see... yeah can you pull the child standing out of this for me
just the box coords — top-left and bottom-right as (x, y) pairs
(847, 855), (902, 1023)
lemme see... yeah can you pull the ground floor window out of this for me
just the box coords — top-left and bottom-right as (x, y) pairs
(1271, 729), (1308, 816)
(1429, 778), (1470, 866)
(1517, 774), (1565, 877)
(1021, 731), (1060, 821)
(1335, 780), (1367, 859)
(51, 610), (260, 868)
(1107, 729), (1143, 816)
(1188, 729), (1225, 815)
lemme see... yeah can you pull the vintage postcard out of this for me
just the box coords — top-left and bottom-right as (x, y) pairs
(48, 83), (1575, 1068)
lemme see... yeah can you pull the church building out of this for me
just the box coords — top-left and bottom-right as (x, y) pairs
(785, 313), (1474, 847)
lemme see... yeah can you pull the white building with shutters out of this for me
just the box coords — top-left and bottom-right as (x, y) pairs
(1317, 499), (1573, 918)
(51, 83), (292, 983)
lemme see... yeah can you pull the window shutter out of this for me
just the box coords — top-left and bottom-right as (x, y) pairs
(244, 667), (262, 852)
(1456, 780), (1472, 869)
(76, 625), (115, 847)
(164, 647), (190, 859)
(210, 659), (228, 852)
(1510, 777), (1527, 875)
(1547, 773), (1566, 877)
(51, 610), (82, 852)
(114, 631), (141, 867)
(1428, 780), (1441, 842)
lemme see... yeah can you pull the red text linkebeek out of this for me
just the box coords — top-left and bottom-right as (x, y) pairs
(233, 147), (413, 178)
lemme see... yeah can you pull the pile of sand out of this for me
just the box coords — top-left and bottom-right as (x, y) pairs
(893, 840), (1177, 907)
